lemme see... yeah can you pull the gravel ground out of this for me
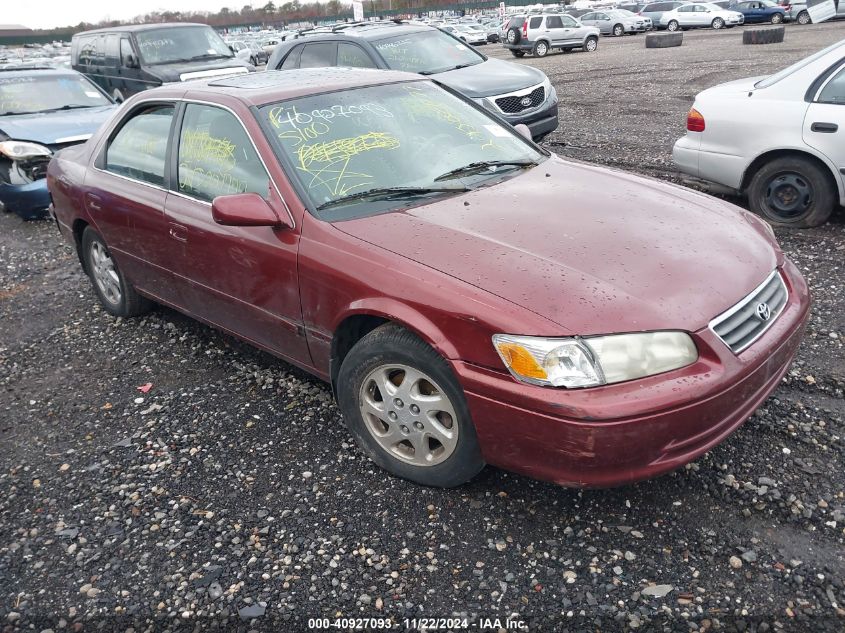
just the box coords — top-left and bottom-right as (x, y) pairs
(2, 23), (845, 633)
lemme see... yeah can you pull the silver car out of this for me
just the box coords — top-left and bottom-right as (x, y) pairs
(579, 9), (653, 35)
(503, 13), (600, 57)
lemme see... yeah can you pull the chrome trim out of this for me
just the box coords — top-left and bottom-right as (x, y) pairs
(54, 133), (93, 144)
(708, 269), (787, 354)
(91, 96), (295, 228)
(487, 80), (548, 116)
(91, 165), (169, 194)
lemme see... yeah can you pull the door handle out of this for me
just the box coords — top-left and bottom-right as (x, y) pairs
(168, 223), (188, 243)
(85, 192), (102, 211)
(811, 122), (838, 133)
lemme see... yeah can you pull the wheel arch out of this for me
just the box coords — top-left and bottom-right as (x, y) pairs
(328, 302), (462, 398)
(72, 218), (91, 271)
(740, 147), (843, 203)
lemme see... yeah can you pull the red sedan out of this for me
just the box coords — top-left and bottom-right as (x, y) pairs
(47, 68), (810, 488)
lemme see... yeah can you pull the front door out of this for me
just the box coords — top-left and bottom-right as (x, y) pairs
(164, 101), (310, 363)
(803, 63), (845, 195)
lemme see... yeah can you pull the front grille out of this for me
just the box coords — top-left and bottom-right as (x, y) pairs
(495, 85), (545, 114)
(710, 270), (788, 354)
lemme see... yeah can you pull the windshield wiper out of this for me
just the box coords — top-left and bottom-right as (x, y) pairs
(419, 62), (479, 75)
(434, 159), (536, 182)
(36, 104), (97, 113)
(316, 186), (469, 211)
(189, 53), (231, 61)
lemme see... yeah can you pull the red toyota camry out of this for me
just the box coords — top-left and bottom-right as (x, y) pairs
(47, 68), (809, 488)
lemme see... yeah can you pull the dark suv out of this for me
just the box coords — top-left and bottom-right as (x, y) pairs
(266, 21), (558, 141)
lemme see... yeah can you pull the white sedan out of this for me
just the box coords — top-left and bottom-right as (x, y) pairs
(660, 2), (745, 30)
(673, 39), (845, 227)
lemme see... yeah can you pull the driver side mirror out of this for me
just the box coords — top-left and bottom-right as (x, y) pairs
(212, 193), (290, 228)
(228, 45), (235, 53)
(514, 123), (532, 141)
(125, 53), (139, 69)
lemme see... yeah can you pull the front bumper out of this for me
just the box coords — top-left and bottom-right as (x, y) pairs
(454, 258), (809, 488)
(0, 178), (51, 220)
(496, 90), (560, 141)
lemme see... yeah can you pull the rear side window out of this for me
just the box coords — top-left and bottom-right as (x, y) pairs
(529, 16), (543, 28)
(818, 66), (845, 104)
(546, 15), (564, 27)
(337, 43), (376, 68)
(177, 104), (271, 202)
(106, 104), (174, 187)
(300, 42), (337, 68)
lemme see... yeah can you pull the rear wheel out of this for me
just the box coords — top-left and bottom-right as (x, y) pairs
(81, 227), (151, 317)
(613, 23), (625, 36)
(667, 19), (680, 31)
(533, 40), (549, 57)
(336, 324), (485, 488)
(748, 156), (836, 228)
(584, 36), (598, 52)
(770, 12), (783, 23)
(711, 17), (725, 29)
(797, 10), (811, 24)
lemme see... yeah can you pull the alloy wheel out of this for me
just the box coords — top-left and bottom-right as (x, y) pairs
(90, 240), (122, 305)
(358, 364), (459, 467)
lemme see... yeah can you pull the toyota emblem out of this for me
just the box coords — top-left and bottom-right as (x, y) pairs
(520, 96), (532, 107)
(755, 302), (771, 322)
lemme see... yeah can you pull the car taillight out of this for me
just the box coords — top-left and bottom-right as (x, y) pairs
(687, 107), (705, 132)
(522, 20), (528, 37)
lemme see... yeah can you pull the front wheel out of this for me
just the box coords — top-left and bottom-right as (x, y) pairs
(82, 227), (151, 317)
(747, 157), (836, 228)
(584, 36), (598, 52)
(770, 12), (783, 23)
(533, 40), (549, 57)
(797, 10), (811, 24)
(711, 17), (725, 29)
(613, 23), (625, 36)
(337, 324), (484, 487)
(666, 20), (680, 31)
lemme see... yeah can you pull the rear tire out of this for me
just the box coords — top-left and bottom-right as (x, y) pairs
(532, 40), (549, 57)
(337, 324), (485, 488)
(510, 49), (526, 57)
(81, 227), (152, 317)
(747, 156), (836, 228)
(667, 20), (680, 31)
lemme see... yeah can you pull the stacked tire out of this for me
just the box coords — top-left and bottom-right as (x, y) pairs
(743, 26), (785, 44)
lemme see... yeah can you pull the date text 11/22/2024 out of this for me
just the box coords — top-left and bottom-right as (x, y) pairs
(306, 617), (529, 630)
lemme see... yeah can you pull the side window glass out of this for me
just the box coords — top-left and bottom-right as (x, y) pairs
(561, 15), (578, 26)
(120, 38), (134, 66)
(299, 42), (337, 69)
(177, 104), (271, 203)
(529, 16), (543, 28)
(546, 15), (564, 27)
(818, 66), (845, 104)
(337, 43), (376, 68)
(105, 104), (174, 186)
(281, 45), (302, 69)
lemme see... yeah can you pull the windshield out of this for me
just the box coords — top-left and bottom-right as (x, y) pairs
(372, 31), (484, 75)
(609, 9), (635, 16)
(136, 26), (233, 65)
(0, 73), (111, 115)
(259, 80), (544, 220)
(755, 40), (845, 89)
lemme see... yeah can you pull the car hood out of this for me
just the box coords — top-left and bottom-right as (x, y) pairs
(334, 156), (779, 335)
(0, 105), (116, 145)
(433, 58), (546, 98)
(146, 58), (253, 82)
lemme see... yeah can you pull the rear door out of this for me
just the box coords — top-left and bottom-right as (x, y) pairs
(543, 15), (566, 44)
(803, 62), (845, 196)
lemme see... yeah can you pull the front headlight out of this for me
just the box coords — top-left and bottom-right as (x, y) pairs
(492, 332), (698, 388)
(0, 140), (52, 160)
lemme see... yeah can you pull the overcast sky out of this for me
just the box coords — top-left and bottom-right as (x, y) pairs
(6, 0), (255, 30)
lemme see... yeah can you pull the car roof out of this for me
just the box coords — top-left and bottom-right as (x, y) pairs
(147, 67), (424, 107)
(75, 22), (211, 36)
(291, 21), (430, 42)
(0, 66), (81, 77)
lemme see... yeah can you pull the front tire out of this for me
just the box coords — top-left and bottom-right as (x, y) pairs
(711, 17), (725, 29)
(82, 227), (151, 317)
(667, 20), (680, 31)
(770, 12), (783, 23)
(797, 10), (810, 24)
(747, 156), (836, 228)
(584, 36), (598, 52)
(613, 23), (625, 36)
(336, 324), (484, 488)
(533, 40), (549, 57)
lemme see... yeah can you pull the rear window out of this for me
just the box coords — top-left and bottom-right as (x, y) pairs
(529, 16), (543, 28)
(507, 17), (525, 27)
